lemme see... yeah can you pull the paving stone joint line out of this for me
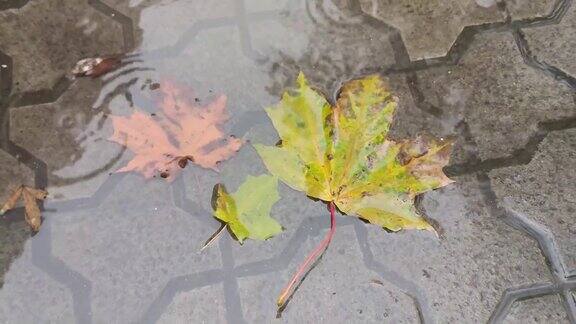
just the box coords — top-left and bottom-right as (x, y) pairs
(0, 0), (575, 323)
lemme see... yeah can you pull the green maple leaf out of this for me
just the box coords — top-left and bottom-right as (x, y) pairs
(212, 174), (282, 243)
(254, 73), (454, 232)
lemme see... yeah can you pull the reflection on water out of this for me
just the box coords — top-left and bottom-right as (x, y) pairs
(0, 0), (574, 323)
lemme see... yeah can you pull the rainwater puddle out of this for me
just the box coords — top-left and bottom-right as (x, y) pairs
(1, 0), (575, 323)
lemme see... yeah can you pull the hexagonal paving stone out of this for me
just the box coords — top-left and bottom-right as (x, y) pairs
(237, 226), (421, 322)
(146, 25), (272, 120)
(0, 244), (76, 322)
(382, 74), (469, 164)
(0, 149), (33, 203)
(490, 129), (576, 272)
(0, 0), (27, 11)
(503, 294), (570, 323)
(523, 3), (576, 77)
(244, 0), (290, 12)
(359, 0), (505, 59)
(8, 77), (143, 200)
(131, 0), (396, 112)
(46, 175), (223, 323)
(365, 174), (552, 323)
(504, 0), (556, 20)
(0, 219), (28, 287)
(413, 32), (574, 161)
(0, 132), (34, 291)
(157, 284), (227, 324)
(0, 0), (124, 96)
(102, 0), (291, 52)
(114, 0), (236, 52)
(259, 0), (397, 98)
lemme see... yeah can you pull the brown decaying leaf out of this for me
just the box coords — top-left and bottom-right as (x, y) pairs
(109, 80), (243, 181)
(370, 279), (384, 286)
(72, 57), (121, 78)
(22, 189), (42, 232)
(0, 186), (23, 215)
(0, 186), (48, 231)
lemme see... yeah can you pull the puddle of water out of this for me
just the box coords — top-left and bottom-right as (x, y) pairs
(1, 0), (572, 323)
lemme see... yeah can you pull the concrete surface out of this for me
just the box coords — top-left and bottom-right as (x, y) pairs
(0, 0), (575, 323)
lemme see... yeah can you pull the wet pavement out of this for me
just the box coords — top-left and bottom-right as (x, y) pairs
(0, 0), (575, 323)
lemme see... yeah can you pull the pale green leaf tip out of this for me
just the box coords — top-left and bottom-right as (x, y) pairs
(235, 228), (248, 244)
(296, 71), (308, 88)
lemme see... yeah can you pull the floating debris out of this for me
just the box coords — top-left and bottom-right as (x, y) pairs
(1, 185), (48, 232)
(72, 56), (121, 78)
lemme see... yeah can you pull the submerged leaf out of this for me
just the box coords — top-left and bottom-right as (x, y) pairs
(0, 186), (23, 215)
(256, 73), (454, 232)
(72, 57), (121, 78)
(0, 186), (48, 231)
(212, 175), (282, 243)
(22, 189), (42, 232)
(109, 81), (243, 180)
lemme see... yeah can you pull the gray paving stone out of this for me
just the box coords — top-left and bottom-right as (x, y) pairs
(523, 3), (576, 77)
(46, 175), (223, 323)
(0, 0), (124, 96)
(365, 174), (552, 323)
(0, 149), (33, 203)
(490, 129), (576, 272)
(9, 79), (129, 200)
(125, 0), (236, 52)
(257, 0), (396, 99)
(360, 0), (505, 59)
(0, 0), (574, 322)
(245, 0), (290, 12)
(414, 32), (575, 161)
(504, 0), (556, 20)
(0, 0), (26, 11)
(0, 218), (28, 287)
(0, 121), (34, 294)
(383, 74), (470, 165)
(132, 0), (396, 113)
(157, 284), (227, 324)
(0, 244), (75, 323)
(100, 0), (160, 47)
(237, 226), (420, 323)
(149, 25), (271, 115)
(503, 294), (570, 323)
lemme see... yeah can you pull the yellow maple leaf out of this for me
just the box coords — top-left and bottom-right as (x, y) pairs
(254, 73), (454, 308)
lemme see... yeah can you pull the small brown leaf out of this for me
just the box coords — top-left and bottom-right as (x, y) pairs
(22, 188), (42, 232)
(24, 187), (48, 200)
(0, 185), (47, 231)
(72, 57), (121, 78)
(90, 57), (121, 78)
(370, 279), (384, 286)
(0, 186), (23, 215)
